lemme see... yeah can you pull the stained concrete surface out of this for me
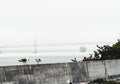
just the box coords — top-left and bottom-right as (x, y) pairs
(0, 59), (120, 84)
(0, 62), (88, 84)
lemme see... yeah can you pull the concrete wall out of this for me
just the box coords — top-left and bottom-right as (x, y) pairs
(0, 62), (88, 84)
(88, 59), (120, 80)
(0, 60), (120, 84)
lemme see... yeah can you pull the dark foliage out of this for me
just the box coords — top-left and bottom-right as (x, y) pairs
(89, 78), (120, 84)
(83, 39), (120, 61)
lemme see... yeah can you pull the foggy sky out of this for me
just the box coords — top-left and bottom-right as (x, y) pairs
(0, 0), (120, 45)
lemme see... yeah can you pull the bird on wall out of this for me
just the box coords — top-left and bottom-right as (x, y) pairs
(18, 58), (30, 64)
(71, 58), (77, 62)
(35, 58), (41, 64)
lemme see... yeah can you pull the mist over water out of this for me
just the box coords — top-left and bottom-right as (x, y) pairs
(0, 42), (112, 66)
(0, 0), (120, 66)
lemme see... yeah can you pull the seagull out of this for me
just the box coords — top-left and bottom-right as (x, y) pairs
(71, 58), (77, 62)
(18, 58), (29, 64)
(35, 58), (41, 64)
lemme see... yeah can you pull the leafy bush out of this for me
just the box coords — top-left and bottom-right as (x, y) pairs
(83, 39), (120, 61)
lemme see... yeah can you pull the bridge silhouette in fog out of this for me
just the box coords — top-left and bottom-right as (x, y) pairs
(0, 42), (113, 53)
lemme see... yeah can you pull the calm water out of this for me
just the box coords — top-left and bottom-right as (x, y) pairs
(0, 53), (88, 66)
(0, 43), (110, 66)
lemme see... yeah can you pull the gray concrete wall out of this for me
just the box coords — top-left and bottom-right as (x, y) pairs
(88, 59), (120, 80)
(0, 62), (88, 84)
(0, 60), (120, 84)
(87, 60), (106, 80)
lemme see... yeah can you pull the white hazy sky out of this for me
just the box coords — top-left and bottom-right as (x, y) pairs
(0, 0), (120, 45)
(1, 0), (120, 65)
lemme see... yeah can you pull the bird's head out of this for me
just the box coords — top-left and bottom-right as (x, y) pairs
(25, 58), (30, 61)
